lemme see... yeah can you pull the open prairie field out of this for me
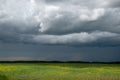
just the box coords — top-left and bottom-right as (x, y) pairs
(0, 63), (120, 80)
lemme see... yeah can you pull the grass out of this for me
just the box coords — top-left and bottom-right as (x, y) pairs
(0, 63), (120, 80)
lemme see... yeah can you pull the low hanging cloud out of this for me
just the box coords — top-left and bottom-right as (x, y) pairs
(33, 31), (118, 44)
(0, 0), (120, 47)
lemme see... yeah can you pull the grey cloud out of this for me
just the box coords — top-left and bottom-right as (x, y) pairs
(0, 12), (8, 19)
(36, 5), (120, 35)
(32, 31), (119, 46)
(0, 0), (120, 47)
(108, 0), (120, 8)
(37, 7), (105, 34)
(34, 0), (120, 35)
(0, 0), (120, 62)
(37, 0), (106, 8)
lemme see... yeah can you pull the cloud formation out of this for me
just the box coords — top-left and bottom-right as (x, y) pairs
(0, 0), (120, 47)
(33, 31), (118, 45)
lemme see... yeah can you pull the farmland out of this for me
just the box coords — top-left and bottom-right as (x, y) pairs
(0, 63), (120, 80)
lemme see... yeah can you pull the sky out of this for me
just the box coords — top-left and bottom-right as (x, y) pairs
(0, 0), (120, 61)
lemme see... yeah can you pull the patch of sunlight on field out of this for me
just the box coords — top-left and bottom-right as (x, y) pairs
(0, 63), (120, 80)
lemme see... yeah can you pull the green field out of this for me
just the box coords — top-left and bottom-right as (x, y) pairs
(0, 63), (120, 80)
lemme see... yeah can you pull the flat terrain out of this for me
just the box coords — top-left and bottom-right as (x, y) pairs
(0, 63), (120, 80)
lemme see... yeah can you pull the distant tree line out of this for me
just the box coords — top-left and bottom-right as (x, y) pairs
(0, 61), (119, 64)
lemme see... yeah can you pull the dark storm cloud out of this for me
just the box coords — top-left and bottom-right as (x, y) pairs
(0, 0), (120, 47)
(0, 0), (120, 61)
